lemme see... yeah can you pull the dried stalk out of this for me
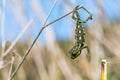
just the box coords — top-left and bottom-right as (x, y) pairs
(2, 18), (34, 59)
(8, 52), (15, 80)
(1, 0), (6, 56)
(9, 5), (88, 80)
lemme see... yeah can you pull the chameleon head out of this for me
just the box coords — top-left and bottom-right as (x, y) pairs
(68, 45), (81, 59)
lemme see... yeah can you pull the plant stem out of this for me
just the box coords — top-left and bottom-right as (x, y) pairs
(10, 5), (88, 80)
(101, 59), (107, 80)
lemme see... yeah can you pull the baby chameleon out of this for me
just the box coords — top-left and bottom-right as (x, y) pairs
(69, 5), (92, 59)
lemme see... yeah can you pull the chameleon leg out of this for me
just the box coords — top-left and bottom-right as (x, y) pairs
(72, 9), (78, 21)
(82, 46), (90, 56)
(74, 5), (91, 15)
(79, 14), (92, 23)
(80, 6), (93, 19)
(73, 5), (92, 23)
(70, 46), (90, 59)
(72, 5), (92, 22)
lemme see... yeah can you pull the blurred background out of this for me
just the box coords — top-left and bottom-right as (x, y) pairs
(0, 0), (120, 80)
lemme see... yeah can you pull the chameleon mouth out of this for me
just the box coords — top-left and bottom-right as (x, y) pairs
(69, 50), (81, 59)
(71, 52), (81, 59)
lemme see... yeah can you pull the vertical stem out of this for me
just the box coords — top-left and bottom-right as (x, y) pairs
(2, 18), (34, 59)
(8, 52), (15, 80)
(9, 5), (89, 80)
(101, 59), (107, 80)
(9, 0), (58, 79)
(1, 0), (6, 56)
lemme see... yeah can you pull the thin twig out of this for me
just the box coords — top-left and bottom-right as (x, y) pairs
(9, 0), (58, 79)
(1, 0), (6, 56)
(2, 18), (34, 59)
(10, 5), (87, 80)
(0, 60), (11, 69)
(43, 0), (59, 26)
(8, 52), (15, 80)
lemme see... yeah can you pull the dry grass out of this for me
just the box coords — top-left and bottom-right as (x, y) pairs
(0, 0), (120, 80)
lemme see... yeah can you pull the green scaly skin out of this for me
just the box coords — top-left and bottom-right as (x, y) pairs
(69, 5), (92, 59)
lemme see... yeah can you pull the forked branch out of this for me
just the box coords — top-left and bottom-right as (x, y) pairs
(9, 5), (92, 80)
